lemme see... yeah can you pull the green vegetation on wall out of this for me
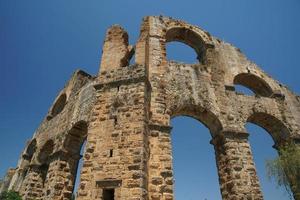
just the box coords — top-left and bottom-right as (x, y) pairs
(0, 190), (22, 200)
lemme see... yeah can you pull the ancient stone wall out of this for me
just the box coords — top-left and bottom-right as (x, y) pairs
(0, 168), (16, 194)
(2, 16), (300, 200)
(5, 70), (96, 199)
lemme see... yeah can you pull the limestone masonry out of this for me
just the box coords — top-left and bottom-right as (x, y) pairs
(1, 16), (300, 200)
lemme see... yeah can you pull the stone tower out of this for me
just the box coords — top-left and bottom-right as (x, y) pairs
(1, 16), (300, 200)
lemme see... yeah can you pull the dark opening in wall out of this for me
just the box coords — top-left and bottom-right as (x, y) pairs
(103, 188), (115, 200)
(109, 149), (113, 157)
(37, 140), (54, 188)
(113, 116), (118, 126)
(40, 164), (50, 186)
(49, 93), (67, 119)
(64, 121), (88, 155)
(38, 140), (54, 164)
(22, 168), (29, 180)
(24, 139), (37, 162)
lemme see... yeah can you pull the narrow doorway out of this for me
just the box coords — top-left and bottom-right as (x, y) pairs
(103, 188), (115, 200)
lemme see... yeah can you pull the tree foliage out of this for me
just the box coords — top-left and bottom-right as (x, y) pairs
(0, 190), (22, 200)
(266, 143), (300, 199)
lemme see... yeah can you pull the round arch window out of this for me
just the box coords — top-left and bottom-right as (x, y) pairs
(50, 93), (67, 119)
(233, 73), (273, 97)
(165, 27), (206, 63)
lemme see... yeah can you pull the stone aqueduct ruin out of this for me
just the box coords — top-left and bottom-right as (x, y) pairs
(1, 16), (300, 200)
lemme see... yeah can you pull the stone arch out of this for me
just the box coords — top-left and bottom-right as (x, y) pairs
(20, 139), (38, 182)
(147, 104), (223, 199)
(35, 139), (55, 190)
(244, 112), (294, 198)
(38, 140), (55, 164)
(64, 120), (88, 155)
(7, 140), (37, 192)
(49, 93), (67, 119)
(30, 122), (89, 200)
(171, 106), (223, 136)
(23, 139), (37, 162)
(63, 121), (88, 196)
(247, 112), (291, 145)
(170, 116), (222, 199)
(165, 27), (207, 63)
(234, 73), (273, 97)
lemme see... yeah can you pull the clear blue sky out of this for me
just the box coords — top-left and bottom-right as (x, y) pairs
(1, 1), (299, 199)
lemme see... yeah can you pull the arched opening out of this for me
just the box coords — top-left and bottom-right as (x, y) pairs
(166, 42), (198, 63)
(38, 140), (54, 165)
(37, 140), (54, 185)
(49, 93), (67, 119)
(246, 123), (289, 199)
(63, 121), (88, 197)
(64, 121), (87, 155)
(129, 53), (135, 65)
(234, 73), (273, 97)
(120, 45), (135, 67)
(23, 139), (37, 162)
(247, 112), (290, 144)
(234, 84), (255, 96)
(21, 139), (37, 182)
(165, 27), (206, 63)
(246, 112), (292, 199)
(73, 140), (86, 198)
(171, 105), (222, 136)
(171, 116), (222, 199)
(128, 47), (135, 66)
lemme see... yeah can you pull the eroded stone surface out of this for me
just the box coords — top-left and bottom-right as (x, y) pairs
(2, 16), (300, 200)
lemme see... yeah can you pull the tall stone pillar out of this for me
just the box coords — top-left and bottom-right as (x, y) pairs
(147, 124), (173, 200)
(77, 64), (149, 200)
(20, 165), (46, 200)
(0, 168), (16, 194)
(100, 25), (133, 72)
(211, 130), (263, 200)
(42, 151), (80, 200)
